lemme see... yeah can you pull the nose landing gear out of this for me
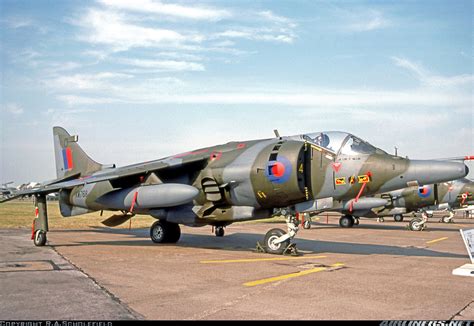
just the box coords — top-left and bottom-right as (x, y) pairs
(261, 213), (300, 255)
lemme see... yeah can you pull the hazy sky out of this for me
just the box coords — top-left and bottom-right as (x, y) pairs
(1, 0), (473, 184)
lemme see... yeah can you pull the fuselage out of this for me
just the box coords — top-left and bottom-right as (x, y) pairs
(58, 131), (469, 226)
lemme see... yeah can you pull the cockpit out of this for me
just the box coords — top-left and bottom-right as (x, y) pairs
(297, 131), (387, 156)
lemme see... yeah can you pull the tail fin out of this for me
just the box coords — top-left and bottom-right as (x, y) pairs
(53, 126), (103, 179)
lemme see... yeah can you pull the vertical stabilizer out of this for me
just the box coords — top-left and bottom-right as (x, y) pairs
(53, 126), (103, 179)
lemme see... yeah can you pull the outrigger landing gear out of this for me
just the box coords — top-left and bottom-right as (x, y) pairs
(32, 194), (48, 246)
(440, 211), (454, 224)
(261, 214), (300, 255)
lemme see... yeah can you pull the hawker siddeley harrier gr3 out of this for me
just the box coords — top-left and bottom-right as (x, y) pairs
(1, 127), (469, 254)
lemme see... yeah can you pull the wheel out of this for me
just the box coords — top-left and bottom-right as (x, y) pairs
(409, 218), (424, 231)
(215, 226), (225, 237)
(394, 214), (404, 222)
(33, 230), (47, 246)
(150, 220), (181, 243)
(303, 220), (311, 229)
(339, 215), (354, 228)
(264, 228), (289, 255)
(441, 216), (452, 224)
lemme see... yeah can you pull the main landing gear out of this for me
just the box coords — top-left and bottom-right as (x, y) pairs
(440, 211), (454, 224)
(150, 220), (181, 243)
(262, 213), (300, 255)
(339, 215), (358, 228)
(393, 214), (404, 222)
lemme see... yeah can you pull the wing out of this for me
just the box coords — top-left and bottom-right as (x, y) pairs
(0, 154), (208, 203)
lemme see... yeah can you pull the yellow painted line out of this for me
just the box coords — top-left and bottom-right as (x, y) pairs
(201, 255), (327, 264)
(426, 237), (448, 244)
(243, 263), (344, 287)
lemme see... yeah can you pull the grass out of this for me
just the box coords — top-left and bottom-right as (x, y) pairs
(0, 200), (285, 230)
(0, 199), (157, 230)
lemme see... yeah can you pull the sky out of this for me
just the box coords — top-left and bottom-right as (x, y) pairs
(1, 0), (473, 184)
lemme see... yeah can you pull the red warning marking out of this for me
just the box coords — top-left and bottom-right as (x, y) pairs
(332, 162), (342, 172)
(237, 143), (246, 149)
(271, 162), (285, 177)
(464, 156), (474, 161)
(129, 191), (139, 213)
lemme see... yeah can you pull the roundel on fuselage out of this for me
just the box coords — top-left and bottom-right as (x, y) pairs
(418, 185), (432, 198)
(266, 156), (292, 184)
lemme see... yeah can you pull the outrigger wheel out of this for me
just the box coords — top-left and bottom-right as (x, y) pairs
(33, 230), (47, 246)
(264, 228), (290, 255)
(150, 220), (181, 243)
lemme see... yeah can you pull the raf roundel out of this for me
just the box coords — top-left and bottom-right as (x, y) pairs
(417, 185), (432, 198)
(266, 156), (292, 184)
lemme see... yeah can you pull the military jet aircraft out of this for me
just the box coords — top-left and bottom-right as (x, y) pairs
(1, 127), (469, 254)
(377, 178), (474, 230)
(302, 178), (473, 231)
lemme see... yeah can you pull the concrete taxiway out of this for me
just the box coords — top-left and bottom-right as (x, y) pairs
(1, 215), (473, 320)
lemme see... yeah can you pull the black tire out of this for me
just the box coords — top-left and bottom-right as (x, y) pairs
(303, 220), (311, 229)
(264, 228), (289, 255)
(150, 220), (181, 243)
(215, 226), (225, 237)
(33, 230), (47, 246)
(394, 214), (404, 222)
(166, 223), (181, 243)
(409, 218), (423, 231)
(339, 215), (354, 228)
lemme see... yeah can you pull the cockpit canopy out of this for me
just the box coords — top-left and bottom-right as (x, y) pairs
(296, 131), (387, 155)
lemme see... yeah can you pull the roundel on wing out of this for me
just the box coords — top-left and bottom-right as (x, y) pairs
(266, 156), (292, 184)
(417, 185), (432, 198)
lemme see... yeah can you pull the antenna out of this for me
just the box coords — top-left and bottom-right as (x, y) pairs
(273, 129), (280, 138)
(394, 146), (398, 156)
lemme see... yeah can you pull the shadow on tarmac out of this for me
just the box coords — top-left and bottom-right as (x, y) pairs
(51, 227), (468, 259)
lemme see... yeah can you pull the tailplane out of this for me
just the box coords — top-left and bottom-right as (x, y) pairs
(53, 126), (103, 179)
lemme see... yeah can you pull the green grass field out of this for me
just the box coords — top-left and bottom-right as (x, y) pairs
(0, 200), (285, 230)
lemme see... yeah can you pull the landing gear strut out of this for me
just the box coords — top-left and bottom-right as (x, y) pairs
(440, 211), (454, 224)
(150, 220), (181, 243)
(262, 214), (299, 255)
(32, 194), (48, 246)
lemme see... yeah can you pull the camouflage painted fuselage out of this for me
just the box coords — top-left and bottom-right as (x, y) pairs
(54, 129), (468, 227)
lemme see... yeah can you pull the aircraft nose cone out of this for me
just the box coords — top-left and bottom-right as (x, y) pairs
(407, 160), (468, 185)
